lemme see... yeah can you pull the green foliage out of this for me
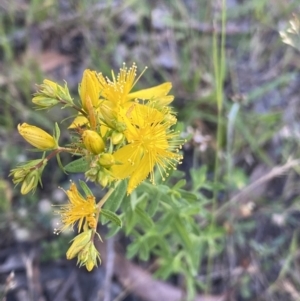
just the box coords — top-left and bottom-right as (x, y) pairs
(104, 169), (225, 299)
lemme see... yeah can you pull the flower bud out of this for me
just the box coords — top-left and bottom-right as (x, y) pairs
(9, 159), (47, 186)
(18, 123), (57, 150)
(100, 103), (116, 128)
(98, 173), (109, 188)
(79, 70), (101, 111)
(32, 95), (60, 108)
(82, 130), (105, 154)
(77, 241), (100, 271)
(97, 170), (113, 188)
(32, 79), (73, 108)
(12, 169), (28, 183)
(66, 230), (92, 260)
(20, 169), (39, 195)
(165, 113), (177, 125)
(98, 153), (115, 168)
(111, 131), (124, 145)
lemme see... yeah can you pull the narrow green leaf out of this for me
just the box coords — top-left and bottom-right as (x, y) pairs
(172, 179), (186, 190)
(104, 180), (127, 211)
(173, 217), (193, 250)
(147, 190), (160, 217)
(135, 206), (154, 228)
(127, 241), (141, 259)
(54, 122), (60, 141)
(190, 166), (207, 190)
(130, 192), (148, 211)
(125, 210), (137, 235)
(64, 157), (89, 173)
(79, 180), (93, 197)
(56, 154), (66, 174)
(101, 209), (122, 227)
(106, 220), (122, 237)
(139, 242), (149, 261)
(177, 189), (198, 202)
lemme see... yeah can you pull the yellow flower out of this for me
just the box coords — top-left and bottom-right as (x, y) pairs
(97, 63), (174, 107)
(18, 123), (57, 150)
(111, 104), (183, 194)
(82, 130), (105, 154)
(79, 69), (101, 111)
(56, 182), (97, 232)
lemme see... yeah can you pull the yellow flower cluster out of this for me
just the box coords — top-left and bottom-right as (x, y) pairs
(10, 63), (184, 271)
(70, 63), (183, 194)
(55, 182), (101, 271)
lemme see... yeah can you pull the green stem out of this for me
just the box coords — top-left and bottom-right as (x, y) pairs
(58, 97), (87, 117)
(207, 0), (226, 293)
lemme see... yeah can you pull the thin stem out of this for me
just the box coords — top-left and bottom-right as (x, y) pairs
(207, 0), (226, 293)
(97, 186), (115, 209)
(91, 181), (121, 241)
(58, 97), (87, 117)
(30, 147), (84, 170)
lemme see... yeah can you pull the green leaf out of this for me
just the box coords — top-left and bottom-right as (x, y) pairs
(101, 209), (122, 227)
(54, 122), (60, 142)
(135, 206), (154, 228)
(155, 260), (175, 280)
(147, 190), (160, 217)
(127, 240), (141, 259)
(125, 209), (137, 235)
(64, 157), (90, 173)
(139, 242), (149, 261)
(130, 192), (148, 211)
(79, 180), (93, 197)
(106, 220), (122, 237)
(190, 166), (207, 190)
(172, 179), (186, 190)
(104, 180), (127, 211)
(56, 153), (66, 173)
(173, 217), (193, 250)
(177, 189), (198, 202)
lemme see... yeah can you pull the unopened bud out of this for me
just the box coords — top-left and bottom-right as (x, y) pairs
(97, 170), (112, 188)
(66, 230), (92, 260)
(82, 130), (105, 154)
(98, 153), (115, 168)
(32, 95), (60, 108)
(100, 103), (116, 128)
(111, 132), (124, 145)
(79, 70), (101, 111)
(20, 170), (39, 195)
(18, 123), (57, 150)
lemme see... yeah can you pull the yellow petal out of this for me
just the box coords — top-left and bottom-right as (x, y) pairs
(127, 153), (155, 194)
(111, 145), (143, 179)
(127, 82), (172, 100)
(68, 115), (89, 129)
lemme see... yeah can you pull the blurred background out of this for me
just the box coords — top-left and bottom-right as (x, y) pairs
(1, 0), (300, 300)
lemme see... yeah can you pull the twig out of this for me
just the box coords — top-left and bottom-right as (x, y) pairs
(215, 158), (300, 219)
(102, 237), (115, 301)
